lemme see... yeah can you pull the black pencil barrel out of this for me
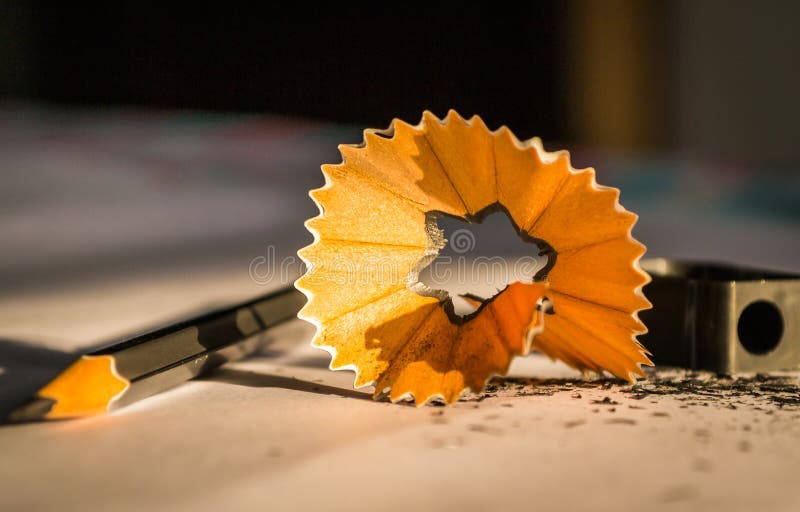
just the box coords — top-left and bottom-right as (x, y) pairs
(104, 287), (305, 410)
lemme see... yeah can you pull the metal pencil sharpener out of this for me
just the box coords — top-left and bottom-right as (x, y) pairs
(640, 259), (800, 373)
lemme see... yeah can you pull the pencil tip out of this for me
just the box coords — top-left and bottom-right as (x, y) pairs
(6, 397), (56, 423)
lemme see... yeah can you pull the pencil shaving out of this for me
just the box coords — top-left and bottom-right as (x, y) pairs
(296, 110), (652, 405)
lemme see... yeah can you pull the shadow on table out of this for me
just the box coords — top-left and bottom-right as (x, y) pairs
(278, 353), (331, 369)
(0, 339), (75, 420)
(205, 367), (374, 401)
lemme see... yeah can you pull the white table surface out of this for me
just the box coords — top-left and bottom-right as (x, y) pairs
(1, 106), (799, 512)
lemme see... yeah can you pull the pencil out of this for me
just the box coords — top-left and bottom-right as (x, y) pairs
(7, 287), (305, 422)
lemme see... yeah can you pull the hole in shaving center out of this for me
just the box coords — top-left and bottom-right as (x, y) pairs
(417, 209), (548, 317)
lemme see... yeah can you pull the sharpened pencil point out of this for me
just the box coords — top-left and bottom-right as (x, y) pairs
(5, 287), (303, 422)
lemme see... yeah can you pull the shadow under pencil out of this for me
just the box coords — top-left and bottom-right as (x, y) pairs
(204, 367), (375, 402)
(0, 339), (76, 419)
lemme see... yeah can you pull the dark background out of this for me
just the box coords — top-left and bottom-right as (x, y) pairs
(2, 1), (798, 164)
(1, 4), (569, 141)
(0, 0), (800, 166)
(4, 4), (568, 140)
